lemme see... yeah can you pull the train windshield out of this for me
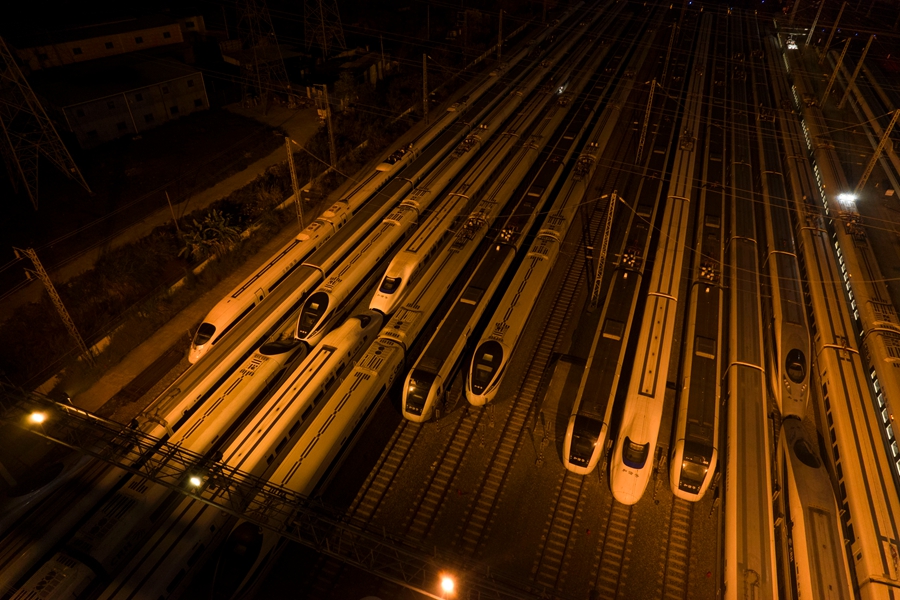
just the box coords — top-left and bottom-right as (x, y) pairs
(193, 323), (216, 345)
(679, 460), (708, 491)
(379, 277), (402, 294)
(470, 341), (503, 393)
(405, 370), (435, 416)
(786, 349), (807, 383)
(569, 416), (603, 465)
(297, 293), (329, 337)
(622, 437), (649, 469)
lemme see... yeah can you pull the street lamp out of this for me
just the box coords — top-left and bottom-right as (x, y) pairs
(28, 411), (47, 424)
(439, 574), (455, 597)
(188, 475), (203, 488)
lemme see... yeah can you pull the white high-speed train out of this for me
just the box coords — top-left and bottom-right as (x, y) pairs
(295, 203), (418, 347)
(750, 31), (810, 421)
(721, 16), (776, 600)
(467, 12), (651, 408)
(185, 5), (569, 364)
(778, 417), (854, 600)
(96, 311), (382, 600)
(610, 15), (709, 506)
(9, 327), (306, 599)
(777, 31), (900, 600)
(369, 193), (465, 315)
(669, 18), (724, 500)
(400, 9), (610, 422)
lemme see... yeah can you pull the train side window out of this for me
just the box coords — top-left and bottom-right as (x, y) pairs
(314, 390), (325, 405)
(301, 405), (313, 421)
(266, 454), (275, 465)
(276, 437), (288, 454)
(289, 420), (301, 437)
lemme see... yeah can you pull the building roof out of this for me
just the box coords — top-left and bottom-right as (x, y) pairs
(29, 51), (201, 107)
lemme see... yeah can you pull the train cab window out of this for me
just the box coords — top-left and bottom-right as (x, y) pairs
(298, 294), (328, 336)
(786, 349), (807, 383)
(405, 371), (434, 413)
(379, 277), (402, 294)
(194, 323), (216, 345)
(622, 437), (649, 469)
(569, 416), (602, 464)
(792, 438), (821, 468)
(471, 341), (503, 392)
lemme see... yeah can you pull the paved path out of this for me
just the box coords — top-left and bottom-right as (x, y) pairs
(0, 104), (321, 321)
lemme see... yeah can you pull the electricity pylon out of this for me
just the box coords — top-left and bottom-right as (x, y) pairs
(0, 36), (90, 209)
(304, 0), (346, 59)
(237, 0), (293, 114)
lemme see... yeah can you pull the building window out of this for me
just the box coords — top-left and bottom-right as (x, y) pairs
(75, 108), (85, 118)
(86, 130), (98, 139)
(161, 86), (169, 94)
(134, 93), (143, 102)
(194, 99), (203, 108)
(170, 105), (180, 115)
(117, 121), (128, 131)
(37, 52), (48, 60)
(163, 31), (171, 39)
(186, 21), (195, 28)
(135, 36), (143, 44)
(105, 41), (114, 49)
(187, 79), (194, 87)
(73, 47), (82, 55)
(144, 113), (154, 123)
(107, 100), (115, 109)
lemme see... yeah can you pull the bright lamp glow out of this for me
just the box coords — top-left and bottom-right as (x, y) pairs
(189, 476), (202, 487)
(29, 411), (46, 424)
(440, 575), (455, 594)
(838, 193), (857, 203)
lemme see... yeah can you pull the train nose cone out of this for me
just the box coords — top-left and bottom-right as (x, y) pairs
(188, 345), (206, 364)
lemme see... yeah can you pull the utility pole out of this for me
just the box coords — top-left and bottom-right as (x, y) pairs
(304, 0), (346, 58)
(319, 84), (337, 169)
(789, 0), (802, 25)
(423, 54), (429, 124)
(806, 0), (825, 45)
(237, 0), (292, 115)
(855, 109), (900, 196)
(839, 34), (875, 108)
(590, 193), (617, 311)
(498, 10), (503, 60)
(379, 35), (385, 80)
(285, 137), (303, 231)
(819, 1), (847, 64)
(821, 37), (851, 104)
(165, 191), (182, 236)
(14, 247), (93, 364)
(0, 36), (91, 209)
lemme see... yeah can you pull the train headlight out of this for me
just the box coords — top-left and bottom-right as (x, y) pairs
(838, 193), (857, 204)
(28, 411), (46, 424)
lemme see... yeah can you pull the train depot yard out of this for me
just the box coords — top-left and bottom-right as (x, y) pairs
(3, 1), (900, 599)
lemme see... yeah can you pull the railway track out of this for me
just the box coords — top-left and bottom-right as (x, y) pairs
(530, 471), (589, 594)
(657, 497), (695, 599)
(589, 498), (636, 599)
